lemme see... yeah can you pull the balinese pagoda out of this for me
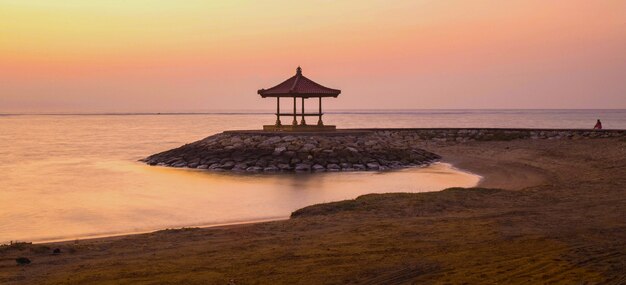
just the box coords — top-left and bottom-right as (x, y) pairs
(258, 67), (340, 131)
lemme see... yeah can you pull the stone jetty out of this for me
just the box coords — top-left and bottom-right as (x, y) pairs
(143, 130), (440, 172)
(143, 128), (625, 173)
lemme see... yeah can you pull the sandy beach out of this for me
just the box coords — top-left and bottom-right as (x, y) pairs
(1, 137), (625, 284)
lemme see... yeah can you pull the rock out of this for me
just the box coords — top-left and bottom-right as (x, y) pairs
(197, 164), (208, 169)
(353, 164), (366, 170)
(346, 147), (359, 153)
(229, 137), (243, 144)
(234, 162), (248, 168)
(283, 135), (297, 142)
(277, 163), (292, 170)
(232, 163), (248, 171)
(327, 163), (341, 171)
(172, 162), (187, 168)
(221, 161), (235, 169)
(265, 136), (282, 144)
(312, 164), (326, 172)
(298, 143), (316, 153)
(208, 163), (221, 170)
(366, 162), (380, 170)
(273, 146), (287, 156)
(232, 142), (244, 149)
(286, 143), (301, 151)
(264, 165), (279, 172)
(364, 140), (377, 146)
(52, 248), (61, 254)
(246, 166), (263, 172)
(295, 163), (311, 172)
(255, 159), (269, 167)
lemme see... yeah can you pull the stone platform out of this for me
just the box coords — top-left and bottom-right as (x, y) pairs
(262, 124), (336, 132)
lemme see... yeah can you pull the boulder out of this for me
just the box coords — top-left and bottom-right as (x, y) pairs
(353, 164), (366, 170)
(246, 166), (263, 172)
(295, 163), (311, 172)
(340, 163), (352, 169)
(327, 163), (341, 171)
(172, 162), (187, 168)
(366, 162), (380, 170)
(221, 161), (235, 169)
(264, 165), (279, 172)
(208, 163), (221, 170)
(282, 135), (297, 142)
(312, 164), (326, 172)
(233, 163), (248, 171)
(277, 163), (292, 170)
(273, 146), (287, 156)
(298, 143), (316, 153)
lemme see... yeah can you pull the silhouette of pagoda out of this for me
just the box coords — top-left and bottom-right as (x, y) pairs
(258, 67), (340, 131)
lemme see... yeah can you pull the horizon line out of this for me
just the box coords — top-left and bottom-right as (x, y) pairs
(1, 108), (625, 116)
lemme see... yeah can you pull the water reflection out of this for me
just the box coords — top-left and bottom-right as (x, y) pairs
(1, 162), (479, 244)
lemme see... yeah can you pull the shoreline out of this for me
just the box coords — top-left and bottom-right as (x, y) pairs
(29, 217), (289, 245)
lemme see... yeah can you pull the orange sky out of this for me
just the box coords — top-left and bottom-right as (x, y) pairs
(1, 0), (625, 112)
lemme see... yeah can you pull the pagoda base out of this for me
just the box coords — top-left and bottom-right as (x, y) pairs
(263, 125), (336, 132)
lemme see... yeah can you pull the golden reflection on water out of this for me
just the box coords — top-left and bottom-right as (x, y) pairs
(1, 162), (479, 244)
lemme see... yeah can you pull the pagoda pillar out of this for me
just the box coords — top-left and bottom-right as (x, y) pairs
(300, 98), (306, 125)
(317, 97), (323, 126)
(292, 97), (297, 125)
(275, 97), (281, 126)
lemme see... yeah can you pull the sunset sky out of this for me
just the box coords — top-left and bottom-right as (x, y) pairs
(1, 0), (625, 113)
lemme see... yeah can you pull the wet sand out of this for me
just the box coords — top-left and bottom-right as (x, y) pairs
(1, 137), (625, 284)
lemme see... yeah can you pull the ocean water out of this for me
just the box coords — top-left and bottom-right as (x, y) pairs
(0, 109), (624, 243)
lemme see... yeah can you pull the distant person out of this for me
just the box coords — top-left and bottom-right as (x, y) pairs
(593, 119), (602, 130)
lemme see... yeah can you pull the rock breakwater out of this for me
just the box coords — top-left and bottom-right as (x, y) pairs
(143, 131), (441, 172)
(143, 128), (624, 173)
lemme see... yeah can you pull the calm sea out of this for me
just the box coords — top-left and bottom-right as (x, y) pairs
(1, 109), (624, 243)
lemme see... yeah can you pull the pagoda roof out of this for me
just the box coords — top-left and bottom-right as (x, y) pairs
(258, 67), (341, 98)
